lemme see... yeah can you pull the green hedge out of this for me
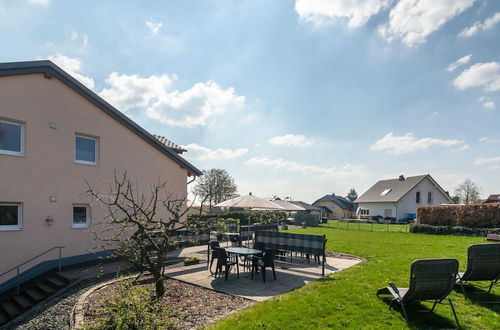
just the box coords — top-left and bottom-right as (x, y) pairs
(417, 203), (500, 228)
(410, 223), (500, 236)
(187, 211), (286, 225)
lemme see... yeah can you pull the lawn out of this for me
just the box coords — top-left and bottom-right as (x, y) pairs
(211, 223), (499, 329)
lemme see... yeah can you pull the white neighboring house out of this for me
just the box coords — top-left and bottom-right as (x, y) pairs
(355, 174), (454, 222)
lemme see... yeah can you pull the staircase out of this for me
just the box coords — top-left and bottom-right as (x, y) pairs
(0, 271), (79, 326)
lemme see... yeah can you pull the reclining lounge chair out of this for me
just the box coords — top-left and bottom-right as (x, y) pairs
(377, 259), (460, 327)
(457, 243), (500, 299)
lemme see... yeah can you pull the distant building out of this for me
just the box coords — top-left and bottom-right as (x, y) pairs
(313, 194), (356, 219)
(355, 174), (454, 222)
(484, 194), (500, 203)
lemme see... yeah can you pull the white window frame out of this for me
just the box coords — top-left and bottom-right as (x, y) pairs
(416, 191), (421, 204)
(74, 134), (99, 165)
(0, 202), (23, 231)
(72, 204), (91, 228)
(0, 118), (24, 156)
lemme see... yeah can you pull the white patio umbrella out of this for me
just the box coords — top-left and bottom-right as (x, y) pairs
(269, 199), (306, 211)
(215, 193), (284, 246)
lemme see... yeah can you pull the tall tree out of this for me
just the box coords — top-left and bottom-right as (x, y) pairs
(454, 179), (482, 204)
(346, 188), (358, 202)
(193, 169), (238, 210)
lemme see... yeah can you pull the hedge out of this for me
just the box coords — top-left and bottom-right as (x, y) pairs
(410, 224), (500, 236)
(417, 203), (500, 228)
(188, 211), (286, 225)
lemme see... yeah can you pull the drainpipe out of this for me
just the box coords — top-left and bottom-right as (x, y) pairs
(187, 175), (197, 185)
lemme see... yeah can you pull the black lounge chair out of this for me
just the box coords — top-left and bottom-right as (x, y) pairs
(251, 248), (276, 283)
(457, 243), (500, 298)
(213, 247), (239, 281)
(377, 259), (460, 327)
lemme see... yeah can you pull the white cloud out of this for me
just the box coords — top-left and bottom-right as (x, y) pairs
(371, 132), (466, 154)
(478, 96), (496, 110)
(71, 31), (89, 47)
(245, 156), (370, 181)
(28, 0), (49, 6)
(475, 156), (500, 165)
(47, 54), (94, 89)
(431, 111), (439, 117)
(183, 143), (248, 160)
(145, 20), (163, 35)
(458, 12), (500, 38)
(99, 73), (245, 127)
(446, 54), (471, 72)
(268, 134), (313, 147)
(479, 137), (500, 143)
(454, 62), (500, 91)
(378, 0), (475, 47)
(294, 0), (389, 28)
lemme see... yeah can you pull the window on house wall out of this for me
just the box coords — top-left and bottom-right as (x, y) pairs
(416, 191), (421, 203)
(0, 203), (22, 230)
(75, 135), (98, 165)
(72, 204), (90, 228)
(360, 209), (369, 215)
(427, 192), (432, 204)
(0, 119), (24, 156)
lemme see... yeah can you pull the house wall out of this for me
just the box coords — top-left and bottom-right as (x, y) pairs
(0, 73), (191, 277)
(357, 202), (396, 220)
(396, 177), (451, 220)
(313, 200), (355, 219)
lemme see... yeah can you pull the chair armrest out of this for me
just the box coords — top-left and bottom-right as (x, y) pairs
(389, 282), (402, 299)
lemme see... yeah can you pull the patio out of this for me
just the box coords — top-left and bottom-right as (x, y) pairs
(165, 245), (362, 302)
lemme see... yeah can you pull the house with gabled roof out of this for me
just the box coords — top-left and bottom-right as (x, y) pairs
(355, 174), (454, 222)
(313, 194), (356, 219)
(484, 194), (500, 203)
(0, 60), (202, 289)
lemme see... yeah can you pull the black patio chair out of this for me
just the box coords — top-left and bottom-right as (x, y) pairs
(377, 259), (460, 327)
(213, 247), (239, 281)
(457, 243), (500, 299)
(207, 240), (220, 272)
(251, 248), (276, 283)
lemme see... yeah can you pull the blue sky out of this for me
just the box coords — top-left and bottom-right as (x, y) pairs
(1, 0), (500, 203)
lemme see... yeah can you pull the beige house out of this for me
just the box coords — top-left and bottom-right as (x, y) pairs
(313, 194), (356, 219)
(0, 60), (202, 288)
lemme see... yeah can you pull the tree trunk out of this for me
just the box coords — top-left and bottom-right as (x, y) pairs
(154, 274), (165, 299)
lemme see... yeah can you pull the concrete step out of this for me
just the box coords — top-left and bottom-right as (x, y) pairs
(0, 311), (10, 325)
(35, 282), (57, 295)
(0, 301), (22, 318)
(46, 277), (66, 289)
(12, 294), (34, 310)
(56, 271), (79, 283)
(24, 289), (46, 302)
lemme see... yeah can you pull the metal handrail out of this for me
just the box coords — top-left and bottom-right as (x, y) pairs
(0, 246), (65, 295)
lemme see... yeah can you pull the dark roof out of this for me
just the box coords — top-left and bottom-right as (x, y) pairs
(355, 174), (453, 203)
(485, 194), (500, 203)
(290, 201), (324, 212)
(0, 60), (202, 176)
(313, 194), (356, 211)
(154, 135), (187, 154)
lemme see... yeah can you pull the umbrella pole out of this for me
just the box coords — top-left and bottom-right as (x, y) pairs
(248, 208), (251, 247)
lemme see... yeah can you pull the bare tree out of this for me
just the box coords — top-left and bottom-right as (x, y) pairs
(346, 188), (358, 202)
(454, 179), (482, 204)
(192, 169), (238, 211)
(86, 172), (208, 298)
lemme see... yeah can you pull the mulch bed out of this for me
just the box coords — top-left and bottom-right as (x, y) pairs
(84, 276), (254, 329)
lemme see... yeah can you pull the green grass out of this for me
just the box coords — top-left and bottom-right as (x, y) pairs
(211, 224), (499, 329)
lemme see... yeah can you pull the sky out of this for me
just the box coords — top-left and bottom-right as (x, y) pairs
(1, 0), (500, 203)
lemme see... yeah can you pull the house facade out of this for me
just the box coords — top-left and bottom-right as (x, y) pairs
(355, 175), (454, 222)
(313, 194), (356, 219)
(484, 194), (500, 203)
(0, 61), (202, 284)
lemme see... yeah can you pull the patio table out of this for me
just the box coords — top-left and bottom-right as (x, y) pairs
(225, 247), (262, 274)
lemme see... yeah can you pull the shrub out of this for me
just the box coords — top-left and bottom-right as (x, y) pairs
(410, 223), (500, 236)
(417, 203), (500, 228)
(90, 280), (172, 330)
(188, 211), (285, 226)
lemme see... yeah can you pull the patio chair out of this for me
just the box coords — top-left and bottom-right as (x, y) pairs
(207, 240), (220, 271)
(251, 248), (276, 283)
(457, 243), (500, 298)
(213, 247), (239, 281)
(376, 259), (460, 327)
